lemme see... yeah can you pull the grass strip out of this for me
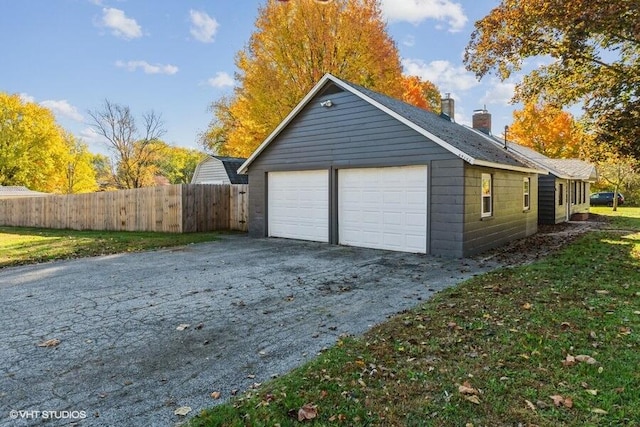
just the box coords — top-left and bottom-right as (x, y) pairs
(0, 227), (219, 268)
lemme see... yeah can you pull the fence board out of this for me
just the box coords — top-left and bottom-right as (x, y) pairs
(230, 185), (248, 231)
(0, 184), (248, 233)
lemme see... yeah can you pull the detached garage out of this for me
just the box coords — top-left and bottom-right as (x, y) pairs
(239, 74), (544, 258)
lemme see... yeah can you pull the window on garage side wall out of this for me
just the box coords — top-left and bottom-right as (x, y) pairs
(523, 177), (531, 210)
(482, 173), (492, 217)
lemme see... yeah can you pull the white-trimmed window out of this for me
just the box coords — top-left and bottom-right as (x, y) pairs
(523, 177), (531, 210)
(558, 183), (564, 206)
(481, 173), (492, 217)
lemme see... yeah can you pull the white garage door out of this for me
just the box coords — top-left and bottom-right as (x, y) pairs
(268, 170), (328, 243)
(339, 165), (427, 253)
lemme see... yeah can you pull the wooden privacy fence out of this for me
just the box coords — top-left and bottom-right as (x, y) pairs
(0, 184), (248, 233)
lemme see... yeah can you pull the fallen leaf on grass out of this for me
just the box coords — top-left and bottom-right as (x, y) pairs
(591, 408), (608, 414)
(525, 399), (536, 412)
(174, 406), (191, 416)
(37, 338), (61, 347)
(464, 395), (481, 404)
(176, 324), (190, 331)
(458, 381), (479, 395)
(522, 302), (532, 310)
(575, 354), (597, 364)
(586, 389), (598, 396)
(562, 354), (576, 366)
(550, 395), (573, 408)
(298, 403), (318, 421)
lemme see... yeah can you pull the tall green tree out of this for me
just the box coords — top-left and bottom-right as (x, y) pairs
(464, 0), (640, 159)
(202, 0), (404, 157)
(0, 92), (69, 192)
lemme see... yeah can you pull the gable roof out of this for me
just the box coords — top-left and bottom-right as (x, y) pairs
(239, 73), (544, 175)
(482, 137), (597, 181)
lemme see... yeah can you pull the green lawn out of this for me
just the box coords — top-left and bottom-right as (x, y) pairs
(190, 207), (640, 427)
(0, 227), (219, 268)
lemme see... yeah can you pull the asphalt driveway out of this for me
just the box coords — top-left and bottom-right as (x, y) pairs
(0, 235), (500, 426)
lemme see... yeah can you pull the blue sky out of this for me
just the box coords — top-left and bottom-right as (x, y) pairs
(1, 0), (527, 155)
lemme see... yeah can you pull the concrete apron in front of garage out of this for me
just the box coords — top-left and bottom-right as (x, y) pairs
(0, 235), (500, 427)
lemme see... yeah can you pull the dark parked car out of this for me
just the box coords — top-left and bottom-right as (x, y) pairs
(590, 192), (624, 206)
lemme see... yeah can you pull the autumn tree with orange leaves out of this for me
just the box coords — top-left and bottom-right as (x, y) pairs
(508, 102), (588, 159)
(401, 76), (441, 112)
(201, 0), (407, 157)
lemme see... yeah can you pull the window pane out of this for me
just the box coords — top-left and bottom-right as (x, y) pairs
(483, 196), (491, 214)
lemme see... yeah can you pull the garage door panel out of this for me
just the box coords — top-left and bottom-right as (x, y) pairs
(338, 166), (427, 253)
(268, 170), (328, 243)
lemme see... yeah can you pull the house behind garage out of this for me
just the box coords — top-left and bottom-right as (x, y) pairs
(191, 156), (248, 185)
(238, 74), (546, 258)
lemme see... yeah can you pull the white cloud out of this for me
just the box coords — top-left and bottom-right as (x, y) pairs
(402, 35), (416, 47)
(101, 7), (142, 39)
(380, 0), (467, 32)
(40, 99), (84, 122)
(115, 60), (179, 75)
(206, 72), (234, 88)
(189, 10), (219, 43)
(480, 78), (517, 106)
(402, 58), (479, 92)
(19, 93), (35, 103)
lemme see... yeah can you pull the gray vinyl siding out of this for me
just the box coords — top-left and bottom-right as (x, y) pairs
(192, 158), (231, 184)
(462, 166), (538, 257)
(250, 90), (456, 170)
(429, 159), (465, 257)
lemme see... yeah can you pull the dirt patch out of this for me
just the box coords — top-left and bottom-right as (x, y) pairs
(478, 216), (609, 266)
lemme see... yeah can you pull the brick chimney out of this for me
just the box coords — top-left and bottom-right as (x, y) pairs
(441, 93), (454, 121)
(472, 108), (492, 135)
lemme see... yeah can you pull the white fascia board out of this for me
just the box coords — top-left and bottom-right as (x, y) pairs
(238, 74), (335, 175)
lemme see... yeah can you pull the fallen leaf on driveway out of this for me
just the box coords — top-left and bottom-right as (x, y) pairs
(176, 324), (190, 331)
(174, 406), (191, 416)
(210, 391), (221, 399)
(298, 403), (318, 421)
(37, 338), (61, 347)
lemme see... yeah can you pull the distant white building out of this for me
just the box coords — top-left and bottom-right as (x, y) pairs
(191, 156), (248, 185)
(0, 185), (48, 199)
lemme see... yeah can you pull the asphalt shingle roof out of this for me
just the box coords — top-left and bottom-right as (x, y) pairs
(340, 79), (535, 170)
(214, 156), (248, 184)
